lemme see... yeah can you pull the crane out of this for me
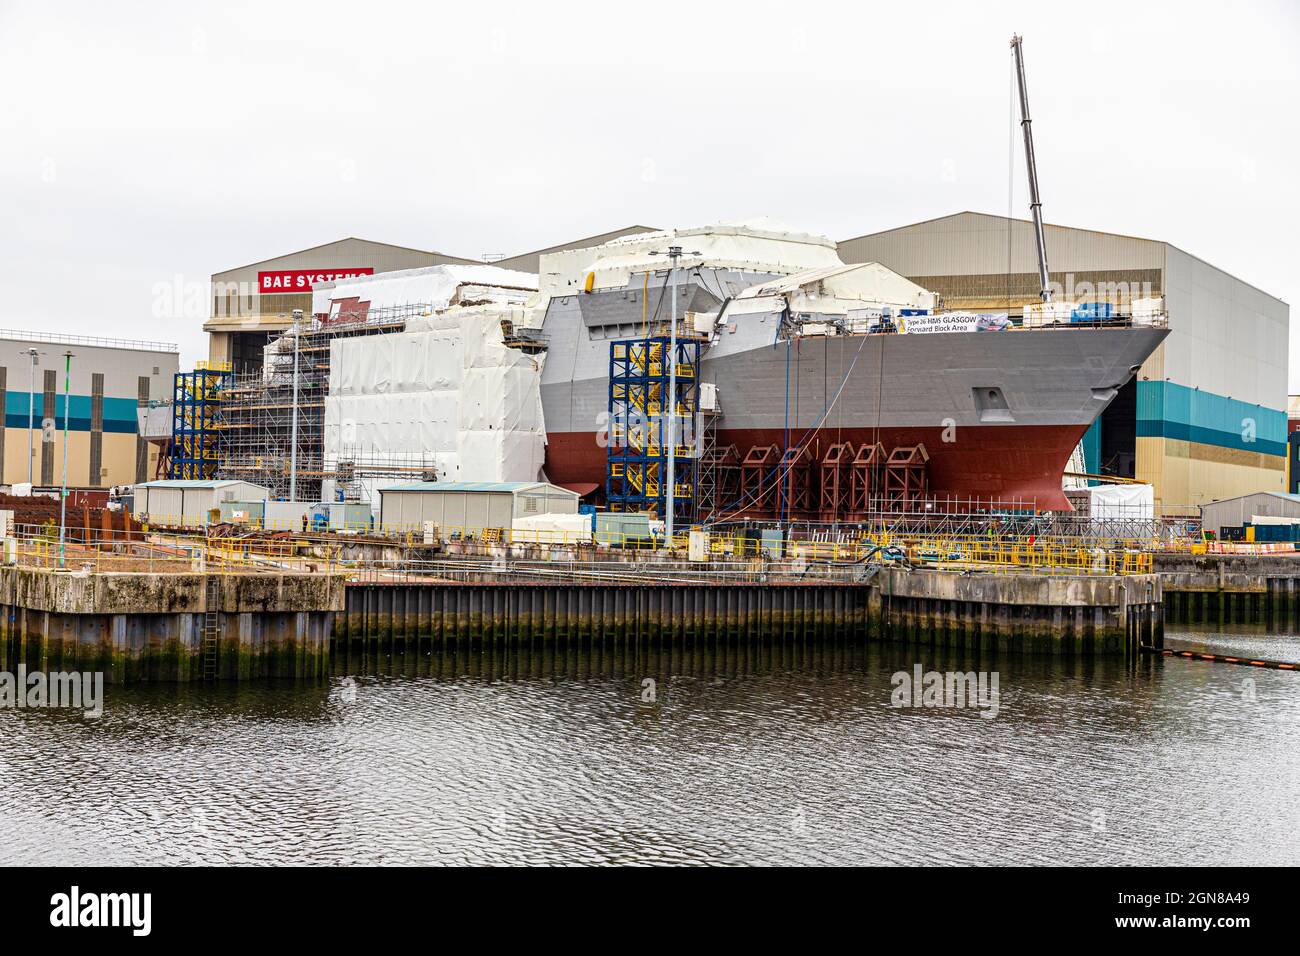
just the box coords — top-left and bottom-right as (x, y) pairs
(1011, 34), (1053, 303)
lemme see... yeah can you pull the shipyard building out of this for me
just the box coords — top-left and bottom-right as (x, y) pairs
(203, 238), (482, 371)
(839, 212), (1290, 516)
(0, 329), (179, 488)
(203, 228), (656, 372)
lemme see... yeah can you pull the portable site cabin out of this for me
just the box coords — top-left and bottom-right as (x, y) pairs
(133, 479), (270, 527)
(377, 481), (579, 534)
(1200, 492), (1300, 537)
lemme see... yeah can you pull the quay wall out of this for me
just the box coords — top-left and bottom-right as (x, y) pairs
(0, 567), (343, 682)
(1154, 553), (1300, 626)
(0, 565), (1164, 683)
(879, 568), (1162, 656)
(338, 569), (1163, 661)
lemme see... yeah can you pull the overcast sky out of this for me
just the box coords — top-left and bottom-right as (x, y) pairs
(2, 1), (1297, 383)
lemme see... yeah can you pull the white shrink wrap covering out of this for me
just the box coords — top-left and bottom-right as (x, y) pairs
(1131, 296), (1166, 325)
(1088, 484), (1154, 520)
(324, 305), (547, 500)
(312, 264), (538, 317)
(511, 512), (593, 543)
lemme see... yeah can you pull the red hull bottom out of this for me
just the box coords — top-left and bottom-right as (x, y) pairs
(545, 424), (1087, 512)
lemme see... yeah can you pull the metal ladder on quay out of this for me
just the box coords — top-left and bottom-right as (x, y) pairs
(201, 573), (221, 681)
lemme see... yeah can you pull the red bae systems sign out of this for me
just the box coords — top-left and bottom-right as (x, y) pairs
(257, 268), (374, 294)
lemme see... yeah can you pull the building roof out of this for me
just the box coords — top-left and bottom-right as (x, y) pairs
(214, 237), (477, 277)
(378, 481), (574, 494)
(840, 211), (1287, 305)
(216, 228), (661, 280)
(137, 479), (254, 489)
(1201, 492), (1300, 508)
(0, 328), (179, 354)
(839, 210), (1164, 247)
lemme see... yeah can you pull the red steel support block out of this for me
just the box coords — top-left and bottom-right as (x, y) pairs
(848, 442), (887, 518)
(819, 442), (855, 521)
(777, 444), (817, 520)
(884, 444), (930, 511)
(738, 444), (782, 519)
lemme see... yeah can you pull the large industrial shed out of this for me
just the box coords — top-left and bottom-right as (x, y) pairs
(378, 481), (579, 533)
(204, 227), (657, 373)
(1199, 492), (1300, 537)
(204, 237), (481, 372)
(0, 329), (179, 489)
(134, 479), (269, 526)
(839, 212), (1290, 517)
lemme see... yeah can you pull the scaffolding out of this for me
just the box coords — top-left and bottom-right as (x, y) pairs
(693, 382), (733, 520)
(696, 443), (740, 521)
(605, 335), (702, 523)
(329, 445), (440, 502)
(728, 495), (1163, 544)
(169, 363), (230, 480)
(214, 304), (434, 501)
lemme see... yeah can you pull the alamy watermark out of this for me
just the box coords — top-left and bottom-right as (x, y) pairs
(50, 886), (150, 936)
(890, 665), (999, 718)
(1046, 273), (1155, 305)
(0, 666), (103, 718)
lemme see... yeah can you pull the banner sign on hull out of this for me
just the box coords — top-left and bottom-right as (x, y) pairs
(901, 312), (1010, 334)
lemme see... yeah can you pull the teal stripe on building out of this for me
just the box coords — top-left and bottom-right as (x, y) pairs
(2, 392), (139, 434)
(1080, 419), (1102, 476)
(1136, 381), (1286, 457)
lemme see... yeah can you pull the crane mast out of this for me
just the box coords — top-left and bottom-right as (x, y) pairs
(1011, 34), (1053, 303)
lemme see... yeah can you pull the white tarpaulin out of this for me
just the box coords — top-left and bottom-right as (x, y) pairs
(511, 512), (592, 543)
(324, 305), (547, 505)
(1250, 514), (1300, 526)
(311, 264), (538, 318)
(1131, 296), (1166, 325)
(1088, 484), (1154, 520)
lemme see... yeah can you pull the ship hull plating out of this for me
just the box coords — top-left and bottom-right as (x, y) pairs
(546, 423), (1086, 511)
(539, 323), (1168, 512)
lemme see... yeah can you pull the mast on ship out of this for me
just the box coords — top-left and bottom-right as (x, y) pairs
(1011, 34), (1053, 303)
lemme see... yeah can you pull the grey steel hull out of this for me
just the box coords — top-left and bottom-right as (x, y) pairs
(537, 283), (1167, 508)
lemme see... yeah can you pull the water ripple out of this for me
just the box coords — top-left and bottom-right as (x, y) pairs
(1, 631), (1297, 865)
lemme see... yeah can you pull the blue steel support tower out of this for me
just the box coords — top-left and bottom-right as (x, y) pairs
(605, 336), (700, 525)
(169, 364), (230, 480)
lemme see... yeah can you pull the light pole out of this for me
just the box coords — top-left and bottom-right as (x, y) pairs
(58, 350), (73, 569)
(19, 347), (42, 485)
(647, 245), (700, 547)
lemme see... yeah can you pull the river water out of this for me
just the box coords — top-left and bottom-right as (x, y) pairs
(1, 627), (1296, 866)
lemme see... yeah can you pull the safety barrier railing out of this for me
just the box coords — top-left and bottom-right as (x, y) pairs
(826, 313), (1169, 337)
(55, 509), (1163, 559)
(0, 327), (180, 353)
(11, 517), (1160, 578)
(360, 525), (1154, 575)
(8, 525), (337, 576)
(780, 532), (1154, 575)
(342, 558), (868, 588)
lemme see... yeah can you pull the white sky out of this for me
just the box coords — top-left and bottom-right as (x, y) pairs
(1, 0), (1297, 383)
